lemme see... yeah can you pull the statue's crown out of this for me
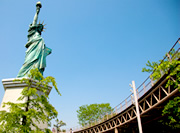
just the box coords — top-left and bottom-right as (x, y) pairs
(38, 21), (46, 32)
(28, 21), (46, 37)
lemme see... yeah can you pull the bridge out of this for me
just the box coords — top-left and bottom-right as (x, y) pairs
(72, 38), (180, 133)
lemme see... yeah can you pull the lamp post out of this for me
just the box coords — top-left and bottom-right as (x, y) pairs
(130, 81), (143, 133)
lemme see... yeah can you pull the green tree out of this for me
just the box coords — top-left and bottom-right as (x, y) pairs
(142, 49), (180, 129)
(53, 119), (66, 132)
(0, 68), (61, 133)
(77, 103), (112, 126)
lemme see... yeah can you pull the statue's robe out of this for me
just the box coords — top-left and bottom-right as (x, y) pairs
(17, 31), (51, 78)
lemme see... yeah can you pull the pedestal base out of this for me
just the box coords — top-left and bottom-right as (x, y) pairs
(0, 78), (52, 130)
(0, 78), (27, 111)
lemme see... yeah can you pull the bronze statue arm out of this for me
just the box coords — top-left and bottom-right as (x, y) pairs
(32, 2), (42, 26)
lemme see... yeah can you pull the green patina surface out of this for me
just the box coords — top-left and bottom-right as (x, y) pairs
(17, 2), (51, 78)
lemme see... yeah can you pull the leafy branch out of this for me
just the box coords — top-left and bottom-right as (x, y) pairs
(0, 68), (61, 133)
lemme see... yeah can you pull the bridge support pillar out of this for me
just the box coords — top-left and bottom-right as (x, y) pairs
(114, 128), (118, 133)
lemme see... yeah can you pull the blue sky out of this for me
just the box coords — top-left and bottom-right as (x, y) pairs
(0, 0), (179, 130)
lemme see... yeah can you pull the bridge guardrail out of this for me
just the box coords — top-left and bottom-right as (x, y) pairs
(72, 38), (180, 132)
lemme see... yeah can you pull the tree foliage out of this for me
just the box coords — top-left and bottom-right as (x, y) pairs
(162, 97), (180, 129)
(0, 68), (61, 133)
(53, 119), (66, 132)
(142, 49), (180, 129)
(77, 103), (112, 126)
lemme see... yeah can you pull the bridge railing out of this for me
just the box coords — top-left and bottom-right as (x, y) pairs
(73, 38), (180, 132)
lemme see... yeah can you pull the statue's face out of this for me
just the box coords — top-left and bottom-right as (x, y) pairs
(38, 24), (43, 33)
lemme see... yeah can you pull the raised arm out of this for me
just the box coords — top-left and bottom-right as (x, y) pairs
(32, 1), (42, 26)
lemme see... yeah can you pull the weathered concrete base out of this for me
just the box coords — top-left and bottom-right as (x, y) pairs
(0, 78), (26, 111)
(0, 78), (52, 130)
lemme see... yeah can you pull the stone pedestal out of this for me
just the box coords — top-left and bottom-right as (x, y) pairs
(0, 78), (52, 130)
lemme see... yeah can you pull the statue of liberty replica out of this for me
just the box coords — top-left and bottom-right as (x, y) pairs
(0, 2), (57, 131)
(17, 1), (51, 78)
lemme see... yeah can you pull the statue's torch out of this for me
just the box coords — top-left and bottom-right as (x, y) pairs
(36, 1), (42, 8)
(32, 1), (42, 25)
(36, 1), (42, 14)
